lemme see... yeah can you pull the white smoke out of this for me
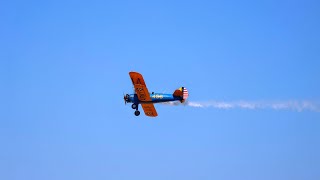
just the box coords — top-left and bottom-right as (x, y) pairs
(162, 100), (320, 112)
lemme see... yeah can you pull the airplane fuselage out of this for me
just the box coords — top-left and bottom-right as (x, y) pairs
(127, 93), (182, 104)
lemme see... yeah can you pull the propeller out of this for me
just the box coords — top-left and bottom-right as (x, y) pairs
(123, 93), (129, 105)
(123, 93), (127, 105)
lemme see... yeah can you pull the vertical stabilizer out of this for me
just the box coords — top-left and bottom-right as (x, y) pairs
(173, 87), (189, 103)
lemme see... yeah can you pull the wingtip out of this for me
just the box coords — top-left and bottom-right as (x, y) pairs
(129, 71), (142, 76)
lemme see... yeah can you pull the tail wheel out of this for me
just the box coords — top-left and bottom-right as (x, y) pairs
(131, 104), (137, 109)
(134, 111), (140, 116)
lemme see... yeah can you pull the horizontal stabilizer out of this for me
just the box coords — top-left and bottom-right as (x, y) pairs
(172, 87), (189, 103)
(173, 89), (183, 97)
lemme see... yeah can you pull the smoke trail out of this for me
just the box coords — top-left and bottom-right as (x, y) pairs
(162, 100), (320, 112)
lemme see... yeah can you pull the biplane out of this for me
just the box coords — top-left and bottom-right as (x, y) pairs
(124, 72), (189, 117)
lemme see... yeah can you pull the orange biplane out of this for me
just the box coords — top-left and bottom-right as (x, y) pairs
(124, 72), (189, 117)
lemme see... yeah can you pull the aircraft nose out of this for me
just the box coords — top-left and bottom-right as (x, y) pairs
(124, 94), (130, 104)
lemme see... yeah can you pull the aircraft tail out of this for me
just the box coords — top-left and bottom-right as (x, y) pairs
(173, 87), (189, 103)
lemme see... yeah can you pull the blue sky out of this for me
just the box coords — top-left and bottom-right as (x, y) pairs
(1, 0), (320, 179)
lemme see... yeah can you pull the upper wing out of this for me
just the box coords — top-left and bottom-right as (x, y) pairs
(141, 104), (158, 117)
(129, 72), (158, 117)
(129, 72), (151, 102)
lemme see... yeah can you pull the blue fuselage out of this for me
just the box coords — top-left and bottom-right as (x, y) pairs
(128, 93), (182, 104)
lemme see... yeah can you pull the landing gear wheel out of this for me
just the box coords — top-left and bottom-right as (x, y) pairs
(131, 104), (137, 109)
(134, 111), (140, 116)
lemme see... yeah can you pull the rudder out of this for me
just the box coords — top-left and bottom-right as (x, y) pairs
(173, 87), (189, 103)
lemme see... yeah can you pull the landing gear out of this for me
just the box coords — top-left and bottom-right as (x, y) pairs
(131, 104), (137, 109)
(132, 103), (140, 116)
(134, 110), (140, 116)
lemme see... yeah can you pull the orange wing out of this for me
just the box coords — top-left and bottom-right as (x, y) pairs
(129, 72), (152, 102)
(129, 72), (158, 117)
(141, 104), (158, 117)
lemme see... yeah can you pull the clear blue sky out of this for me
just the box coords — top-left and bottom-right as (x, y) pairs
(1, 0), (320, 179)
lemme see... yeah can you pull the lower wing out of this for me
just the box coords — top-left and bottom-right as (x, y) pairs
(141, 104), (158, 117)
